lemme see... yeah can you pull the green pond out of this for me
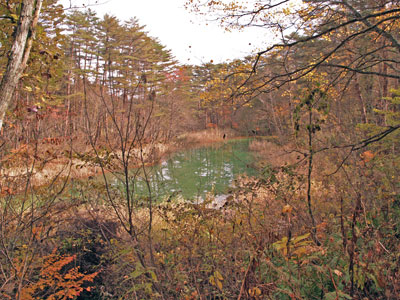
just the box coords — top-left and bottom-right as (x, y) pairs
(131, 138), (258, 201)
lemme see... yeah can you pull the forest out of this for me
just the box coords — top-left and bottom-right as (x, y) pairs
(0, 0), (399, 299)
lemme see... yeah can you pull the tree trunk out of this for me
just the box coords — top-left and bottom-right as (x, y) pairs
(0, 0), (43, 132)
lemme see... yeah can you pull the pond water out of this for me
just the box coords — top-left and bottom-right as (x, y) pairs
(132, 138), (258, 200)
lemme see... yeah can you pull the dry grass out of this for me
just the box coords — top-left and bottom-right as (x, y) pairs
(175, 128), (237, 145)
(249, 139), (300, 167)
(0, 141), (174, 188)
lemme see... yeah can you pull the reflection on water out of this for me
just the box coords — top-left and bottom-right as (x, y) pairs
(130, 139), (257, 200)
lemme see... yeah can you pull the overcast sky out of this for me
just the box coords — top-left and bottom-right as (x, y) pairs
(61, 0), (270, 65)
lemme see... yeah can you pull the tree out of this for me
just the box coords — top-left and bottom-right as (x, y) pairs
(185, 0), (400, 187)
(0, 0), (43, 131)
(184, 4), (400, 296)
(186, 0), (400, 106)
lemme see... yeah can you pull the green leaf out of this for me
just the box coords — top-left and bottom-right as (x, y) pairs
(130, 269), (144, 279)
(339, 292), (352, 299)
(324, 291), (352, 300)
(273, 237), (288, 250)
(293, 233), (311, 244)
(148, 270), (158, 282)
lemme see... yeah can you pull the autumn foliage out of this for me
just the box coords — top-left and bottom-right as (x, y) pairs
(16, 250), (98, 300)
(1, 0), (400, 299)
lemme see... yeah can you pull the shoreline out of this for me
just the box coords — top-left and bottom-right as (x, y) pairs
(0, 129), (252, 192)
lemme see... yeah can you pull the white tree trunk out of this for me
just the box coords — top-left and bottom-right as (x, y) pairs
(0, 0), (42, 132)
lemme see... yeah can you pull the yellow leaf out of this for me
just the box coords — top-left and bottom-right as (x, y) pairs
(292, 233), (310, 244)
(214, 270), (223, 281)
(216, 279), (223, 290)
(334, 269), (343, 277)
(282, 204), (292, 214)
(255, 287), (262, 295)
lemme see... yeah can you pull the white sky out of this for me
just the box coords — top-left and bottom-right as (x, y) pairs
(61, 0), (270, 65)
